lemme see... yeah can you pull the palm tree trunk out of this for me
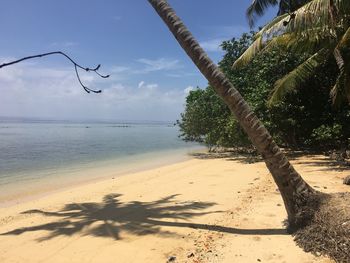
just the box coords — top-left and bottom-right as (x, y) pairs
(148, 0), (321, 228)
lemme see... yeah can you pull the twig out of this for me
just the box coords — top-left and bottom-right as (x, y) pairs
(0, 51), (110, 93)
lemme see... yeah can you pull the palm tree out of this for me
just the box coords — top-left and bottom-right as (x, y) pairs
(246, 0), (311, 27)
(234, 0), (350, 107)
(148, 0), (322, 229)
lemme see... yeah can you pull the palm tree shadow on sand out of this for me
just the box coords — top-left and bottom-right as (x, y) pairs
(1, 193), (287, 241)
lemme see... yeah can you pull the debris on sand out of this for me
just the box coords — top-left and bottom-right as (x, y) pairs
(294, 193), (350, 263)
(167, 256), (176, 262)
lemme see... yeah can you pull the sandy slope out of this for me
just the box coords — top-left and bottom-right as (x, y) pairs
(0, 153), (348, 263)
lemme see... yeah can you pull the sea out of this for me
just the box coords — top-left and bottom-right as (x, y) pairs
(0, 117), (201, 204)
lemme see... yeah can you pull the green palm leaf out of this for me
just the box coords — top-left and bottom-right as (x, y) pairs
(330, 70), (346, 106)
(246, 0), (311, 28)
(238, 0), (350, 106)
(331, 27), (350, 105)
(266, 29), (336, 54)
(232, 14), (289, 68)
(268, 49), (327, 106)
(247, 0), (279, 27)
(235, 0), (350, 69)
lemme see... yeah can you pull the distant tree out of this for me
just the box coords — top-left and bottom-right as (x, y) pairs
(178, 34), (254, 150)
(178, 86), (249, 151)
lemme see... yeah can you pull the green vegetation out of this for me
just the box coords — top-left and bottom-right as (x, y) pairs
(178, 86), (248, 151)
(151, 0), (318, 229)
(178, 32), (350, 150)
(151, 1), (350, 261)
(246, 0), (311, 27)
(179, 0), (350, 151)
(235, 0), (350, 107)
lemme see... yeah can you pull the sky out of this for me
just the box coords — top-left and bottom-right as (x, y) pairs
(0, 0), (276, 122)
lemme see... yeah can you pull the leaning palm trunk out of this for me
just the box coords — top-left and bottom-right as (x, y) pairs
(148, 0), (321, 228)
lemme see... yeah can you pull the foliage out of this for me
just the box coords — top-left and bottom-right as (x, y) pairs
(310, 124), (342, 146)
(178, 33), (254, 150)
(234, 0), (350, 107)
(177, 86), (249, 150)
(246, 0), (311, 27)
(178, 32), (350, 150)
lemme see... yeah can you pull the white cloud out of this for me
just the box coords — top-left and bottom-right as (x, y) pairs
(199, 38), (225, 52)
(184, 86), (195, 94)
(0, 65), (189, 121)
(108, 58), (183, 79)
(146, 83), (158, 89)
(138, 81), (145, 89)
(111, 66), (129, 73)
(136, 58), (182, 72)
(199, 25), (248, 53)
(166, 72), (198, 78)
(137, 80), (158, 90)
(109, 66), (130, 81)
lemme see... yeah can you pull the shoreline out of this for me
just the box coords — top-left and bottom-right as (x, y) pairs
(0, 147), (203, 208)
(1, 152), (348, 262)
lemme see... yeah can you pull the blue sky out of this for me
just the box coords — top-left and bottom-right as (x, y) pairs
(0, 0), (276, 122)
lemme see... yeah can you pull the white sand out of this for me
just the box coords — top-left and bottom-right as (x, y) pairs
(0, 153), (348, 262)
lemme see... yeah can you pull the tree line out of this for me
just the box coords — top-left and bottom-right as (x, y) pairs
(178, 32), (350, 152)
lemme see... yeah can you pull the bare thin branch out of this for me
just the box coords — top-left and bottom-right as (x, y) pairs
(0, 51), (109, 93)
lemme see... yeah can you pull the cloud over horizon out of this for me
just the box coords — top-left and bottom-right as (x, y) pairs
(0, 62), (192, 122)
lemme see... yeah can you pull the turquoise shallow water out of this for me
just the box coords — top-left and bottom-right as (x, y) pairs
(0, 119), (200, 192)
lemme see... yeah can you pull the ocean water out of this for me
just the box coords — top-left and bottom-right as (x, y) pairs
(0, 119), (200, 202)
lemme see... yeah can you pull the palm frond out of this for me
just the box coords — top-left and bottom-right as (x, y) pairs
(246, 0), (312, 28)
(232, 14), (289, 69)
(247, 0), (279, 28)
(334, 48), (345, 70)
(261, 0), (329, 39)
(287, 0), (332, 33)
(232, 35), (264, 69)
(264, 0), (350, 37)
(268, 49), (327, 106)
(330, 27), (350, 106)
(270, 31), (332, 53)
(337, 26), (350, 50)
(234, 0), (349, 69)
(330, 70), (346, 106)
(264, 29), (336, 54)
(241, 0), (350, 107)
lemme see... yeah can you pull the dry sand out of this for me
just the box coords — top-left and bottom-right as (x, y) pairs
(0, 153), (349, 262)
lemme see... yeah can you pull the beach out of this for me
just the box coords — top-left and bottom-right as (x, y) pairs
(0, 121), (200, 206)
(0, 152), (348, 262)
(1, 0), (349, 262)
